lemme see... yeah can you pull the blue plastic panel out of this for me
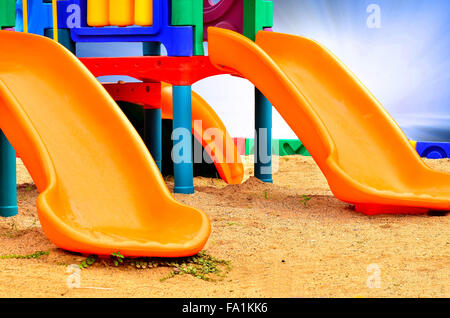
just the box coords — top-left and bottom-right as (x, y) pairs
(416, 142), (450, 159)
(18, 0), (194, 56)
(69, 0), (194, 56)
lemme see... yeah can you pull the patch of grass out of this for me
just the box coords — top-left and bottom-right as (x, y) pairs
(226, 222), (241, 227)
(8, 220), (17, 232)
(79, 255), (97, 269)
(1, 232), (15, 239)
(299, 194), (312, 208)
(111, 251), (125, 267)
(264, 191), (269, 200)
(0, 250), (49, 260)
(78, 251), (231, 282)
(17, 183), (35, 192)
(159, 251), (231, 282)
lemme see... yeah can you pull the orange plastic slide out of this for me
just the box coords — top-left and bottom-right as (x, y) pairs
(102, 82), (243, 184)
(0, 31), (210, 257)
(161, 84), (244, 184)
(208, 28), (450, 215)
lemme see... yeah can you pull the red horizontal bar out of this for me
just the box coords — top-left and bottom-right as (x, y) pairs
(81, 56), (231, 86)
(103, 82), (161, 109)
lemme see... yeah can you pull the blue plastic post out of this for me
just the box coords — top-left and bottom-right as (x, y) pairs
(172, 85), (194, 194)
(0, 130), (18, 217)
(143, 42), (161, 56)
(254, 88), (273, 183)
(143, 42), (162, 171)
(144, 108), (162, 171)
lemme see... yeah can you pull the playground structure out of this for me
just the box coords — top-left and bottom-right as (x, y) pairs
(0, 0), (449, 257)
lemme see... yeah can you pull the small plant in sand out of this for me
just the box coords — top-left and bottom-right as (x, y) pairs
(0, 250), (49, 260)
(79, 255), (97, 269)
(111, 251), (125, 267)
(158, 251), (231, 282)
(76, 251), (230, 282)
(8, 220), (17, 231)
(300, 194), (312, 207)
(264, 191), (269, 200)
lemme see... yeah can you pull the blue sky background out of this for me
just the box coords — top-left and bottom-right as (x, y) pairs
(77, 0), (450, 141)
(272, 0), (450, 141)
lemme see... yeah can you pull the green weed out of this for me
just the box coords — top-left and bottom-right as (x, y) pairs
(77, 251), (231, 282)
(159, 251), (231, 282)
(111, 251), (125, 267)
(79, 255), (97, 269)
(300, 194), (312, 207)
(0, 250), (49, 260)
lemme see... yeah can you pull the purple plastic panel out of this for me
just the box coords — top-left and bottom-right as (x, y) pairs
(203, 0), (243, 40)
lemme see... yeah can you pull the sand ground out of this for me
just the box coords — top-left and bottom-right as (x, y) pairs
(0, 156), (448, 298)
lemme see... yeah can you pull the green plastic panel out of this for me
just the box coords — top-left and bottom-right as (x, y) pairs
(243, 0), (273, 41)
(171, 0), (204, 56)
(0, 0), (15, 28)
(277, 139), (310, 156)
(245, 138), (311, 157)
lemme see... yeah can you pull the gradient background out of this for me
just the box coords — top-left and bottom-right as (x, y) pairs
(77, 0), (450, 142)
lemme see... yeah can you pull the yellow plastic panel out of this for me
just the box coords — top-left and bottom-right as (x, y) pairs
(109, 0), (135, 27)
(87, 0), (110, 27)
(135, 0), (153, 26)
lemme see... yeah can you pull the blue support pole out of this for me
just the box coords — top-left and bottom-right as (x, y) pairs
(144, 108), (162, 171)
(0, 130), (18, 217)
(143, 42), (162, 172)
(254, 88), (273, 183)
(143, 42), (161, 56)
(172, 85), (194, 194)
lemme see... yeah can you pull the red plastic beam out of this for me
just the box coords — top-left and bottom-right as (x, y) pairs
(102, 82), (161, 109)
(80, 56), (231, 86)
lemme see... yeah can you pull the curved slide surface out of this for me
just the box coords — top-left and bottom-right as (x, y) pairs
(0, 31), (210, 257)
(209, 28), (450, 215)
(161, 84), (244, 185)
(105, 84), (244, 184)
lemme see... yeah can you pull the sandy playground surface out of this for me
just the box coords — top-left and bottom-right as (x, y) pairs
(0, 156), (448, 298)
